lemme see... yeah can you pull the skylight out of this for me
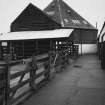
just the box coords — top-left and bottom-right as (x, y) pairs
(67, 10), (71, 13)
(72, 19), (80, 24)
(46, 11), (55, 16)
(51, 2), (55, 6)
(64, 18), (69, 23)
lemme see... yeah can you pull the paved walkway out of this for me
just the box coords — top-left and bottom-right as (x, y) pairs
(22, 55), (105, 105)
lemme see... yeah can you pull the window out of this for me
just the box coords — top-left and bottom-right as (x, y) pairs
(2, 42), (7, 46)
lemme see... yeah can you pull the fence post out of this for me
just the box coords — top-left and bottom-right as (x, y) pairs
(4, 54), (11, 105)
(30, 55), (37, 90)
(0, 62), (7, 105)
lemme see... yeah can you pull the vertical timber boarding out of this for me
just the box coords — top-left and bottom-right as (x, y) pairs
(100, 41), (105, 69)
(99, 32), (105, 69)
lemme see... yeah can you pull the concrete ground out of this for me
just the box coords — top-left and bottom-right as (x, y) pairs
(22, 55), (105, 105)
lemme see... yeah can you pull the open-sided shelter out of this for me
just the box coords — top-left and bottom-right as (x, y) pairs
(0, 29), (74, 59)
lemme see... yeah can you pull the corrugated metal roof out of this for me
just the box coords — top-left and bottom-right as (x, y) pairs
(44, 0), (97, 30)
(0, 29), (74, 41)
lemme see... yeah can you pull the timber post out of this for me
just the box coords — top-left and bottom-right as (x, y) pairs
(30, 54), (37, 90)
(4, 54), (11, 105)
(0, 61), (8, 105)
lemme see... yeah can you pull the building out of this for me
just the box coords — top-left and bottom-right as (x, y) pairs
(98, 22), (105, 69)
(0, 3), (75, 60)
(11, 3), (61, 32)
(44, 0), (98, 54)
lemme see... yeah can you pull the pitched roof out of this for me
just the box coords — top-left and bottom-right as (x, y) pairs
(11, 3), (61, 32)
(44, 0), (96, 30)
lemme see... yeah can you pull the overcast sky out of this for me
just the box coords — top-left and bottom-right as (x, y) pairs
(0, 0), (105, 34)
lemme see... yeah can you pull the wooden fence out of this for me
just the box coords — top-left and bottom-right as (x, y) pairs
(0, 44), (79, 105)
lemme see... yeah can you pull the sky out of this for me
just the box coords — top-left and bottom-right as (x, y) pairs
(0, 0), (105, 34)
